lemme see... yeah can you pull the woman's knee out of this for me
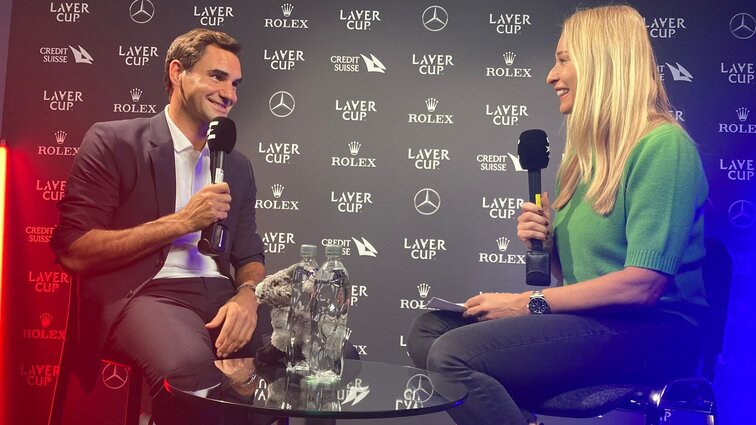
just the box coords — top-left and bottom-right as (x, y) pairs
(426, 334), (466, 375)
(406, 311), (445, 368)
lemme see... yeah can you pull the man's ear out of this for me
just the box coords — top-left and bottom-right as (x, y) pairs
(168, 60), (184, 89)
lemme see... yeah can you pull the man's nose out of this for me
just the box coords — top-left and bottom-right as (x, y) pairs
(220, 86), (237, 106)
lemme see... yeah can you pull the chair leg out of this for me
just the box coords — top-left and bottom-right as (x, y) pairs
(124, 367), (143, 425)
(644, 405), (663, 425)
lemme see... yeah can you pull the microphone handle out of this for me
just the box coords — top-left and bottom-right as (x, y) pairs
(199, 150), (228, 256)
(210, 151), (226, 184)
(527, 170), (543, 252)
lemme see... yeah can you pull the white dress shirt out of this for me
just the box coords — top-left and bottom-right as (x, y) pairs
(154, 106), (223, 279)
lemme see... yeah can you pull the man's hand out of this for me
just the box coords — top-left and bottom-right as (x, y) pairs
(178, 182), (232, 232)
(462, 292), (530, 321)
(206, 287), (258, 358)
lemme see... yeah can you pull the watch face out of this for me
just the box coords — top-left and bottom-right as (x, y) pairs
(528, 297), (549, 314)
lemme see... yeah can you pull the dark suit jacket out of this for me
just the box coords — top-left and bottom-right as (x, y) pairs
(51, 110), (265, 388)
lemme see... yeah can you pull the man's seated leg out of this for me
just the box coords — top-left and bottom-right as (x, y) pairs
(107, 277), (267, 425)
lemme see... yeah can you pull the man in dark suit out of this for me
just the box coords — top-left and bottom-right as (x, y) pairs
(51, 28), (267, 424)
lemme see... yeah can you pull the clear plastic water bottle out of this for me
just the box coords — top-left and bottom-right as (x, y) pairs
(286, 244), (319, 372)
(307, 244), (350, 383)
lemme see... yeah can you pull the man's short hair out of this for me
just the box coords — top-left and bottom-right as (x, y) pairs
(163, 28), (241, 97)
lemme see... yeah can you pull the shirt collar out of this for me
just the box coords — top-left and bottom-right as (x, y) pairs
(164, 105), (207, 155)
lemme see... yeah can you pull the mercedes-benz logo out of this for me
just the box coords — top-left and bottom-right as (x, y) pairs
(730, 13), (756, 40)
(422, 6), (448, 32)
(414, 188), (440, 215)
(269, 91), (295, 117)
(729, 200), (756, 228)
(403, 374), (434, 403)
(101, 362), (130, 390)
(129, 0), (155, 24)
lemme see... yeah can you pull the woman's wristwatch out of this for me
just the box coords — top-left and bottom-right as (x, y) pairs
(527, 290), (551, 314)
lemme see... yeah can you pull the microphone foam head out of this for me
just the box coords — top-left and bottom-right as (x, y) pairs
(207, 116), (236, 153)
(517, 129), (550, 170)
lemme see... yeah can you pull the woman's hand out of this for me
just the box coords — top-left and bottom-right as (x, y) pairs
(517, 192), (553, 251)
(462, 292), (530, 321)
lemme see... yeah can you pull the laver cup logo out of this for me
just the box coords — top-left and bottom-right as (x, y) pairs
(193, 5), (234, 27)
(119, 45), (158, 67)
(486, 103), (529, 126)
(645, 16), (687, 38)
(21, 363), (59, 387)
(336, 99), (376, 122)
(330, 191), (373, 213)
(49, 2), (90, 23)
(408, 148), (450, 170)
(482, 196), (524, 219)
(36, 179), (67, 201)
(719, 157), (754, 181)
(339, 9), (381, 31)
(27, 270), (70, 293)
(412, 53), (454, 76)
(264, 49), (305, 71)
(43, 89), (83, 111)
(258, 142), (300, 164)
(488, 12), (532, 35)
(404, 238), (446, 260)
(262, 232), (295, 254)
(721, 62), (755, 84)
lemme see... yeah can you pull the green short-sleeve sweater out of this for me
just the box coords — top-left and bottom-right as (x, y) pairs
(553, 123), (708, 326)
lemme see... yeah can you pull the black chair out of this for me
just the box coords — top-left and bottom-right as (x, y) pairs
(532, 238), (732, 425)
(49, 280), (279, 425)
(49, 278), (149, 425)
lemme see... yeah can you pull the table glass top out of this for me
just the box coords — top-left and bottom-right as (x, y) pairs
(165, 358), (467, 419)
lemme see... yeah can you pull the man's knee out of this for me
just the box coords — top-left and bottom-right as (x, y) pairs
(143, 343), (216, 391)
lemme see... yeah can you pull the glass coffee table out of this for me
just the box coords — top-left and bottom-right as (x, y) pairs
(164, 358), (466, 424)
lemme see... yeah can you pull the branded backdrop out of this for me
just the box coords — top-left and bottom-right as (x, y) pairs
(1, 1), (754, 425)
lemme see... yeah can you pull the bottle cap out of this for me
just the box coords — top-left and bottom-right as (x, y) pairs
(300, 244), (317, 256)
(325, 245), (342, 257)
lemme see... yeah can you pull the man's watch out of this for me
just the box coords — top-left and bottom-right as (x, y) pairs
(528, 290), (550, 315)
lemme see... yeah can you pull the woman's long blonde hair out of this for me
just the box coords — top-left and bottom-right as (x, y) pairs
(554, 5), (677, 215)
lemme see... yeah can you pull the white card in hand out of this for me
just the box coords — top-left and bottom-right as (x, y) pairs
(426, 297), (466, 312)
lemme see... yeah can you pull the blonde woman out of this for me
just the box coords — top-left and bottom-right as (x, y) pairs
(407, 5), (708, 425)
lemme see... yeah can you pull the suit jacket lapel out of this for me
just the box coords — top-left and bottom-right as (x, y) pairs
(148, 111), (177, 218)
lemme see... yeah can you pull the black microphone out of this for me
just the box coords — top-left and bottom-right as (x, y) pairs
(198, 117), (237, 257)
(517, 129), (551, 286)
